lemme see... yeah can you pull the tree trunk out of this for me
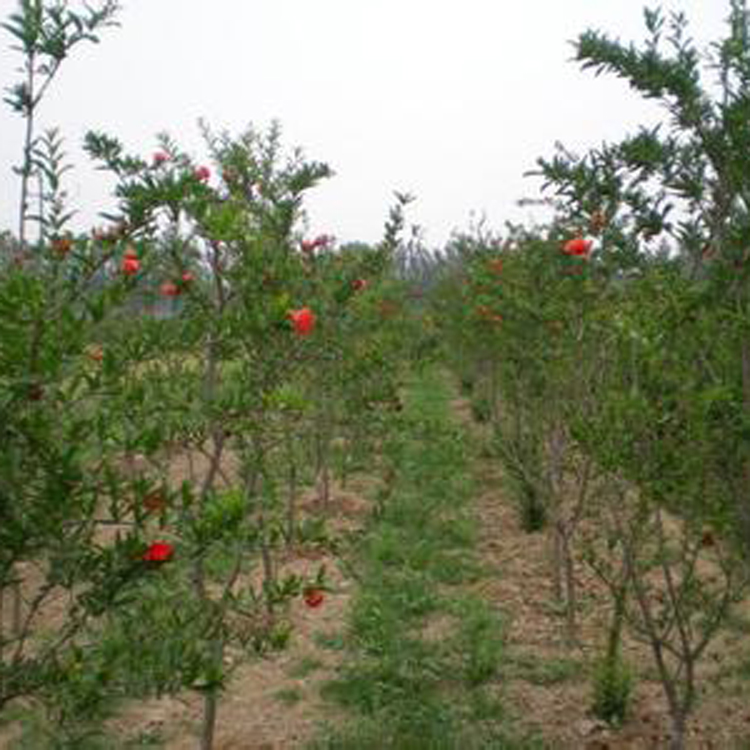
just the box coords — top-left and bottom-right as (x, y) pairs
(314, 421), (329, 509)
(0, 586), (4, 698)
(18, 57), (35, 247)
(561, 529), (578, 645)
(200, 634), (224, 750)
(668, 708), (687, 750)
(552, 522), (563, 602)
(739, 338), (750, 552)
(11, 579), (21, 638)
(285, 428), (297, 546)
(201, 687), (218, 750)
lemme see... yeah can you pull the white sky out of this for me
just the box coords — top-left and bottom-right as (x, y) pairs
(0, 0), (731, 247)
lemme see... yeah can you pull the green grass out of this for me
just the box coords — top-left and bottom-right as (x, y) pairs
(1, 705), (114, 750)
(313, 631), (346, 652)
(504, 652), (585, 686)
(313, 367), (535, 748)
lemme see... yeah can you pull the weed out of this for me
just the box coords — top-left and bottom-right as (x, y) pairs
(505, 653), (584, 686)
(122, 726), (165, 747)
(431, 551), (480, 585)
(313, 631), (346, 652)
(591, 653), (633, 726)
(460, 376), (475, 395)
(296, 517), (339, 552)
(470, 396), (492, 423)
(452, 599), (504, 685)
(516, 483), (547, 533)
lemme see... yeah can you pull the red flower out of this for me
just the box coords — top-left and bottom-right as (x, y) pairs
(352, 278), (368, 292)
(51, 237), (72, 256)
(88, 346), (104, 362)
(562, 237), (592, 258)
(142, 541), (174, 563)
(288, 307), (316, 336)
(301, 239), (316, 254)
(160, 282), (181, 297)
(194, 166), (211, 182)
(181, 272), (194, 285)
(122, 254), (140, 275)
(304, 588), (324, 608)
(153, 151), (169, 166)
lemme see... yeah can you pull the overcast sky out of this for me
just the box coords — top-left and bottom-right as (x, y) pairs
(0, 0), (731, 248)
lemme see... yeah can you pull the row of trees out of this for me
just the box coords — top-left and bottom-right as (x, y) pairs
(432, 3), (750, 748)
(0, 3), (425, 746)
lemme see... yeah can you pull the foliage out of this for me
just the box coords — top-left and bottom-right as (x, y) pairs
(591, 652), (633, 726)
(429, 4), (750, 748)
(3, 0), (120, 244)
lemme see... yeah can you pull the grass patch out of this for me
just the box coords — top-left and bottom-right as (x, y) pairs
(314, 367), (527, 748)
(505, 652), (585, 686)
(1, 706), (112, 750)
(122, 729), (165, 747)
(450, 598), (504, 686)
(313, 631), (346, 652)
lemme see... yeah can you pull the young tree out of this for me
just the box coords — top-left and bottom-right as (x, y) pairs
(531, 4), (750, 746)
(3, 0), (120, 245)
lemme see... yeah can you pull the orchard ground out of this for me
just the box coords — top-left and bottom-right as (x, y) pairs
(2, 370), (750, 749)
